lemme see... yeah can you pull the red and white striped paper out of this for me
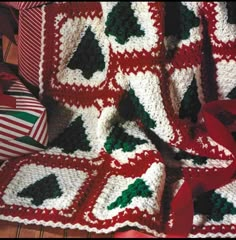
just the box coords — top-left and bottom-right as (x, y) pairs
(18, 6), (43, 86)
(1, 2), (49, 87)
(0, 78), (48, 161)
(1, 2), (49, 10)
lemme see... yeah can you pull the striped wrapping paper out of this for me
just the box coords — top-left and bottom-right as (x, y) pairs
(0, 2), (51, 87)
(18, 6), (43, 86)
(0, 77), (48, 161)
(1, 2), (49, 10)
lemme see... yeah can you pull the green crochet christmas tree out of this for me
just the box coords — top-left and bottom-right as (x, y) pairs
(194, 190), (236, 221)
(105, 2), (144, 44)
(107, 178), (153, 210)
(67, 26), (105, 79)
(17, 174), (63, 206)
(50, 116), (91, 153)
(104, 124), (148, 154)
(119, 89), (156, 129)
(179, 77), (201, 123)
(165, 2), (200, 40)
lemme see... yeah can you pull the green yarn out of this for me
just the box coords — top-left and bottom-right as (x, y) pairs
(107, 178), (153, 210)
(194, 190), (236, 221)
(129, 89), (156, 129)
(179, 76), (201, 123)
(105, 2), (144, 44)
(67, 26), (105, 79)
(227, 87), (236, 99)
(104, 124), (148, 154)
(164, 2), (200, 40)
(226, 2), (236, 24)
(174, 150), (208, 165)
(194, 190), (214, 215)
(118, 92), (136, 121)
(50, 116), (91, 153)
(117, 89), (156, 129)
(179, 3), (200, 40)
(211, 192), (236, 221)
(17, 174), (63, 206)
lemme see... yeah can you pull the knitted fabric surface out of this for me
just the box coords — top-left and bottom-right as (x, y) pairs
(0, 2), (236, 238)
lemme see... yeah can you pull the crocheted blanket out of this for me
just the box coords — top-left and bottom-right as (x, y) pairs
(0, 2), (236, 238)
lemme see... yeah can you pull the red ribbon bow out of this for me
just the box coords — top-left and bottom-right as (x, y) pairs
(0, 72), (17, 108)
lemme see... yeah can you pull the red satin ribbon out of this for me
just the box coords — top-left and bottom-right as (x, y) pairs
(114, 99), (236, 238)
(165, 181), (193, 238)
(0, 72), (17, 108)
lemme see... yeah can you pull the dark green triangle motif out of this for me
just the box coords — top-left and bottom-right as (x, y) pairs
(179, 76), (201, 123)
(194, 190), (236, 221)
(118, 91), (136, 121)
(226, 2), (236, 24)
(118, 89), (156, 129)
(107, 178), (153, 210)
(50, 116), (91, 153)
(105, 2), (144, 44)
(174, 150), (208, 165)
(165, 2), (200, 40)
(104, 124), (148, 154)
(227, 87), (236, 99)
(67, 26), (105, 79)
(17, 174), (63, 206)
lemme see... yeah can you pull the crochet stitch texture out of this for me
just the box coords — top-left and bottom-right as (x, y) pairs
(0, 2), (236, 238)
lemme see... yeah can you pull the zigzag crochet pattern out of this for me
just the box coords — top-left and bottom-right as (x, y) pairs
(0, 2), (236, 238)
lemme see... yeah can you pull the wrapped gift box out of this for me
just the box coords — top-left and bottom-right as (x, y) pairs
(1, 2), (51, 87)
(0, 64), (48, 161)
